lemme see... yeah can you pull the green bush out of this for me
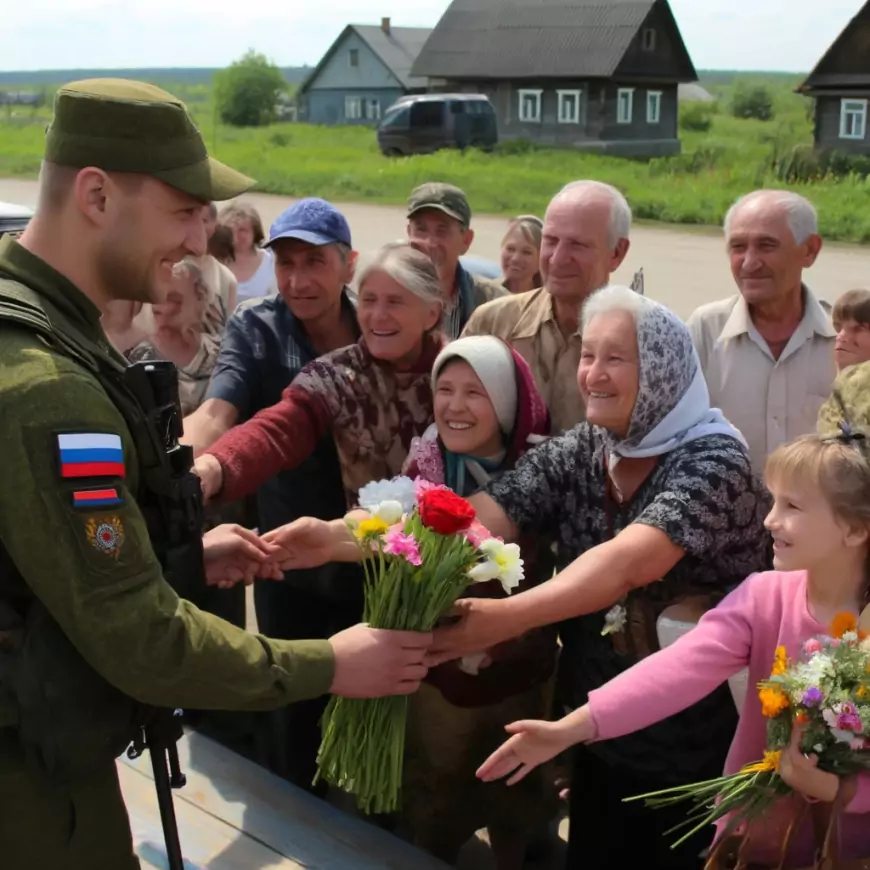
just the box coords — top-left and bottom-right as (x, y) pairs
(214, 50), (287, 127)
(730, 82), (775, 122)
(679, 102), (716, 132)
(777, 144), (870, 183)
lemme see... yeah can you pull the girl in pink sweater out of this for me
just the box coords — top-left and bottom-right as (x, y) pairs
(478, 433), (870, 867)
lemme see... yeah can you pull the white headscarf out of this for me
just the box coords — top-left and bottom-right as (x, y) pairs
(601, 297), (747, 469)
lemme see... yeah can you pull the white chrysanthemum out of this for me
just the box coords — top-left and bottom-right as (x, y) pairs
(358, 476), (417, 515)
(601, 604), (628, 636)
(373, 500), (405, 525)
(458, 653), (489, 675)
(468, 539), (524, 593)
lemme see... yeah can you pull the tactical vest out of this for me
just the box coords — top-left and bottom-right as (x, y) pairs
(0, 276), (168, 783)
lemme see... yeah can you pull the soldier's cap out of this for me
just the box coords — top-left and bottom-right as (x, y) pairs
(267, 198), (352, 248)
(407, 182), (471, 229)
(45, 79), (254, 202)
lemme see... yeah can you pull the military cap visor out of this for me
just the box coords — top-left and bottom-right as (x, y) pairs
(45, 79), (253, 202)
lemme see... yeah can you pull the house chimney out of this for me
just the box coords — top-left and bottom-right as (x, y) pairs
(381, 17), (391, 35)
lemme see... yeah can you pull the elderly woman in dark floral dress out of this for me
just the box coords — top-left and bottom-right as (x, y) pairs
(271, 286), (771, 870)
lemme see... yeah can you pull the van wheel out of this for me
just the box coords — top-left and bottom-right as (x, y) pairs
(383, 148), (403, 158)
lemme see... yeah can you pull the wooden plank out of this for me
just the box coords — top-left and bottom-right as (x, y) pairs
(121, 731), (450, 870)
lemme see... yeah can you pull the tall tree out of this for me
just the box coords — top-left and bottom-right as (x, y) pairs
(214, 50), (287, 127)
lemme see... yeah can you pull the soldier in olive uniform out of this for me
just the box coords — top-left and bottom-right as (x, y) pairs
(0, 79), (431, 869)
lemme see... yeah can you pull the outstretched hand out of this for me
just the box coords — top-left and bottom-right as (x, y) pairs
(476, 718), (578, 786)
(261, 517), (359, 570)
(428, 597), (517, 666)
(202, 524), (284, 588)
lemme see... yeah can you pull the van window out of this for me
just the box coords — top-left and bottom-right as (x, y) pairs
(410, 101), (444, 128)
(382, 107), (410, 128)
(449, 100), (464, 115)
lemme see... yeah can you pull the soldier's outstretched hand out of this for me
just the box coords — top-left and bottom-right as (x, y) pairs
(202, 524), (284, 588)
(328, 625), (432, 698)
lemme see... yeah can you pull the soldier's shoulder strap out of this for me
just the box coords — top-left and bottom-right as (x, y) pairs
(0, 275), (102, 376)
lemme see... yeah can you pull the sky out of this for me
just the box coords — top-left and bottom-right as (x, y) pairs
(0, 0), (864, 74)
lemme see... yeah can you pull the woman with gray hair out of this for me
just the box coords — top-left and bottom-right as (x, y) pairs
(194, 242), (445, 507)
(126, 258), (220, 415)
(271, 286), (772, 869)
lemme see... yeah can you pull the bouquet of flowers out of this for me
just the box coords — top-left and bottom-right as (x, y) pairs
(314, 475), (523, 814)
(628, 613), (870, 847)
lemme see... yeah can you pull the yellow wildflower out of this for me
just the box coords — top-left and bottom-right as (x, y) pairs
(771, 646), (788, 676)
(741, 750), (782, 773)
(354, 517), (389, 540)
(759, 686), (789, 718)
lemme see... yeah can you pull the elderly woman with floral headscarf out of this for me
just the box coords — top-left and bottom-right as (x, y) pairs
(274, 286), (771, 869)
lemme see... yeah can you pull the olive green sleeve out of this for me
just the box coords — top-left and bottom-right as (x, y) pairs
(817, 363), (870, 436)
(0, 350), (335, 711)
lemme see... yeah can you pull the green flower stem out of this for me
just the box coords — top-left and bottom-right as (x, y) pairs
(315, 518), (483, 813)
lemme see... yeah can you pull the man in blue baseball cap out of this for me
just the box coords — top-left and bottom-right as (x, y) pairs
(183, 197), (362, 793)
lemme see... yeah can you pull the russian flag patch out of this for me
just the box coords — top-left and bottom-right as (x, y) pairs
(57, 433), (125, 479)
(72, 487), (124, 509)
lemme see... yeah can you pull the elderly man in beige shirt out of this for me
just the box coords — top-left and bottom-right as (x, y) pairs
(462, 180), (632, 433)
(687, 190), (836, 472)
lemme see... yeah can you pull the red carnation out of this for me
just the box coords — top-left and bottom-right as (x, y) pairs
(418, 489), (476, 535)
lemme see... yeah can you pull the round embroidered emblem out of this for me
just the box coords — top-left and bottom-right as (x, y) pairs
(85, 516), (126, 558)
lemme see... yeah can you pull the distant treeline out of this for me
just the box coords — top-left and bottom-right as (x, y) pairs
(0, 66), (313, 86)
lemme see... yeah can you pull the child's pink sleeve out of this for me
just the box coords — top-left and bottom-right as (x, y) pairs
(589, 575), (759, 742)
(845, 773), (870, 814)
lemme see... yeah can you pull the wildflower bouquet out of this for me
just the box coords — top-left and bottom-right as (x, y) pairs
(314, 475), (523, 814)
(628, 612), (870, 847)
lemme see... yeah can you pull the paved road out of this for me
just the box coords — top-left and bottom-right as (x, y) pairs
(3, 178), (870, 319)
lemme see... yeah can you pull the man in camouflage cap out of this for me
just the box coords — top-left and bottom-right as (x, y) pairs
(0, 79), (431, 869)
(406, 181), (505, 338)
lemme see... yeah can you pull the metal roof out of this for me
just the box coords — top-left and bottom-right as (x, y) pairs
(299, 24), (433, 94)
(353, 25), (433, 89)
(798, 1), (870, 93)
(412, 0), (664, 79)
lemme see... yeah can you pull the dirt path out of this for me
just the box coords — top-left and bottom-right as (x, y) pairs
(3, 178), (870, 318)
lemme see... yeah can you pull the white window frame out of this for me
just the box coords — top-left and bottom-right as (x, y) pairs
(642, 27), (656, 52)
(348, 48), (359, 68)
(617, 88), (635, 124)
(839, 99), (867, 140)
(557, 89), (582, 124)
(646, 90), (662, 124)
(344, 96), (362, 120)
(518, 89), (543, 123)
(367, 98), (381, 121)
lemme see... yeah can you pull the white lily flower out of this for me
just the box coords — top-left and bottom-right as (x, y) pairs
(373, 500), (404, 525)
(469, 539), (524, 594)
(601, 604), (627, 636)
(358, 476), (417, 515)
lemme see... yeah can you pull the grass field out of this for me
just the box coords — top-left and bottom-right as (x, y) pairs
(2, 76), (870, 242)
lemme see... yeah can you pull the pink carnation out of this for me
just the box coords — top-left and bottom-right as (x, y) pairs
(803, 638), (822, 655)
(413, 477), (448, 501)
(464, 519), (494, 549)
(383, 530), (422, 566)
